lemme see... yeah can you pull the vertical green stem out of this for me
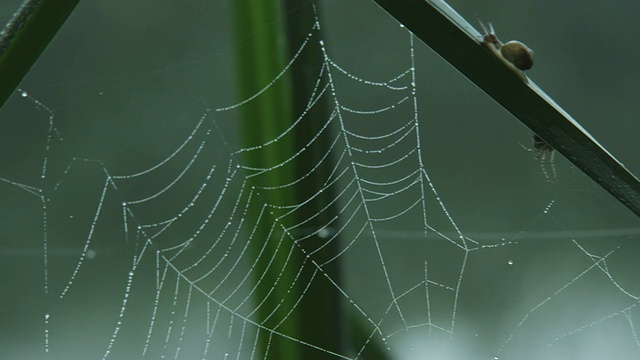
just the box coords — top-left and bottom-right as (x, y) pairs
(234, 1), (349, 358)
(281, 1), (346, 357)
(233, 0), (300, 358)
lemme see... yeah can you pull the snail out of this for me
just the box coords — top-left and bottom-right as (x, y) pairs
(476, 15), (534, 79)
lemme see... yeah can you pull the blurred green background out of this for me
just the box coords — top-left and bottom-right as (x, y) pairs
(1, 0), (639, 359)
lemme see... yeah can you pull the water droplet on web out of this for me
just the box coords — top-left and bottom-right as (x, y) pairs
(507, 259), (513, 265)
(20, 90), (28, 97)
(543, 200), (555, 214)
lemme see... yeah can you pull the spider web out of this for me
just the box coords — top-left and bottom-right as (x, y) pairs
(1, 0), (640, 359)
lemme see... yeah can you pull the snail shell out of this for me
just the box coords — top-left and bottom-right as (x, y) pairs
(476, 15), (534, 73)
(501, 41), (534, 70)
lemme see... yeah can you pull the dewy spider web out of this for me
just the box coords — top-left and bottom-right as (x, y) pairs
(1, 1), (640, 359)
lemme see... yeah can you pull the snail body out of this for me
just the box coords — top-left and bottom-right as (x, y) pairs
(475, 15), (534, 78)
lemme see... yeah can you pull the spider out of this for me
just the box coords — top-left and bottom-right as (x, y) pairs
(521, 134), (557, 181)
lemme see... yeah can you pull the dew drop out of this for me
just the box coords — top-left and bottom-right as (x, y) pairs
(20, 90), (28, 97)
(317, 227), (333, 239)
